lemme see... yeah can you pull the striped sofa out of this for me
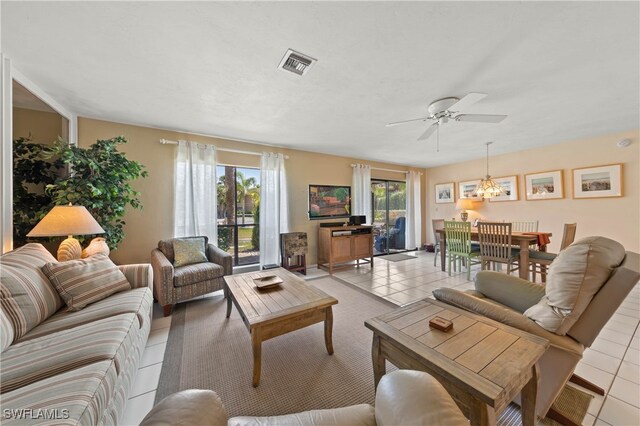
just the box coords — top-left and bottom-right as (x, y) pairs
(0, 243), (153, 425)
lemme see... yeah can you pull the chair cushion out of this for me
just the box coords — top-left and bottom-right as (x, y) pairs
(0, 244), (63, 345)
(159, 236), (209, 263)
(524, 236), (626, 335)
(174, 262), (225, 287)
(375, 370), (467, 426)
(173, 237), (208, 267)
(141, 390), (229, 426)
(42, 254), (131, 311)
(529, 250), (558, 261)
(230, 404), (375, 426)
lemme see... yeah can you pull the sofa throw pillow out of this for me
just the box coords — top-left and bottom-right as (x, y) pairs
(0, 243), (63, 344)
(42, 253), (131, 311)
(524, 236), (625, 335)
(173, 237), (208, 267)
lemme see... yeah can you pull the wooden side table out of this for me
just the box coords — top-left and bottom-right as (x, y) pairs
(365, 299), (549, 426)
(280, 232), (307, 275)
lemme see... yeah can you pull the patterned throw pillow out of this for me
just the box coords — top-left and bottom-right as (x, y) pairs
(173, 237), (208, 267)
(42, 254), (131, 311)
(0, 243), (63, 346)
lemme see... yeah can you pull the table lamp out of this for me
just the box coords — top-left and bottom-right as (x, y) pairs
(27, 205), (105, 261)
(455, 199), (475, 222)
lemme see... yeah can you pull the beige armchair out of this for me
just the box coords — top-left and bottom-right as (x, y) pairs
(433, 236), (639, 424)
(140, 370), (468, 426)
(150, 236), (232, 316)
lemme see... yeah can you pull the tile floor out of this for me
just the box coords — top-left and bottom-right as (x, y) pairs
(122, 251), (639, 425)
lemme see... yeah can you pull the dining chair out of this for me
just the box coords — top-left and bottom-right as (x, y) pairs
(530, 223), (577, 283)
(444, 221), (481, 281)
(477, 222), (520, 274)
(510, 220), (539, 233)
(432, 219), (445, 267)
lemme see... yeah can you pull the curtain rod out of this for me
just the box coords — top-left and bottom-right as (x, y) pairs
(159, 139), (289, 159)
(350, 163), (422, 175)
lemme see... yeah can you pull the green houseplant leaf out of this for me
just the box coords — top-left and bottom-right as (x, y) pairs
(44, 136), (148, 250)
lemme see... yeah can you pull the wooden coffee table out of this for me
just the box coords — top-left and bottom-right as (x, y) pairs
(224, 268), (338, 387)
(365, 299), (549, 426)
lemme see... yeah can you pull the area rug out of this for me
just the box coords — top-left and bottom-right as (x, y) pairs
(156, 276), (591, 425)
(378, 253), (417, 262)
(155, 277), (397, 416)
(498, 384), (593, 426)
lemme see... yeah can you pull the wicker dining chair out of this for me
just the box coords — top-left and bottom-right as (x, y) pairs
(477, 222), (519, 274)
(444, 221), (481, 281)
(530, 223), (577, 283)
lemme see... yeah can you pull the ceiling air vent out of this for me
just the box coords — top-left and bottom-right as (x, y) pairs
(278, 49), (317, 76)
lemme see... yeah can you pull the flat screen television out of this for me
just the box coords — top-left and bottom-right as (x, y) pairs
(308, 184), (351, 220)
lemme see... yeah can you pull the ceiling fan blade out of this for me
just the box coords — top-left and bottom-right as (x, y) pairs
(448, 92), (488, 112)
(386, 117), (430, 127)
(455, 114), (507, 123)
(417, 123), (438, 141)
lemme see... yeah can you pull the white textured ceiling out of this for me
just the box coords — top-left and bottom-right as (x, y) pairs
(2, 1), (638, 167)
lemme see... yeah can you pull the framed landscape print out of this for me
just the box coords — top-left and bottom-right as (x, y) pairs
(525, 170), (564, 200)
(572, 164), (622, 199)
(488, 175), (519, 202)
(435, 182), (455, 204)
(458, 180), (483, 201)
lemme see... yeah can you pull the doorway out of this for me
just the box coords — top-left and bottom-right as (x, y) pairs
(371, 179), (408, 255)
(216, 165), (260, 266)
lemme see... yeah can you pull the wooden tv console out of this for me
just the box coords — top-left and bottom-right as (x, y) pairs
(317, 225), (373, 273)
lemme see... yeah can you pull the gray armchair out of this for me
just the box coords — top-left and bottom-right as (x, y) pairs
(433, 236), (639, 423)
(151, 236), (232, 316)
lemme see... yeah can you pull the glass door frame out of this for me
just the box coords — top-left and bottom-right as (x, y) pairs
(217, 165), (260, 266)
(371, 178), (412, 256)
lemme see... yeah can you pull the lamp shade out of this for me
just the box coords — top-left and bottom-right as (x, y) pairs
(27, 205), (105, 237)
(456, 199), (474, 211)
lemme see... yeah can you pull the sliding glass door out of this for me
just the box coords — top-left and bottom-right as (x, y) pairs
(216, 166), (260, 266)
(371, 179), (407, 255)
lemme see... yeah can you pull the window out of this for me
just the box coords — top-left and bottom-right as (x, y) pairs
(216, 166), (260, 265)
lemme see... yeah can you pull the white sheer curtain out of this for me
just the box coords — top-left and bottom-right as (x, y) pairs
(352, 164), (372, 224)
(174, 141), (217, 243)
(405, 170), (422, 250)
(259, 153), (289, 268)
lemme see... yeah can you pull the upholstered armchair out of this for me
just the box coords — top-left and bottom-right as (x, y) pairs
(433, 236), (639, 423)
(151, 236), (232, 316)
(140, 370), (468, 426)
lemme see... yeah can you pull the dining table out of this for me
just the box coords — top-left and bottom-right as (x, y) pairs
(435, 228), (552, 280)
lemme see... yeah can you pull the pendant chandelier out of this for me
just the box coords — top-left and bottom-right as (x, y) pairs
(475, 142), (505, 198)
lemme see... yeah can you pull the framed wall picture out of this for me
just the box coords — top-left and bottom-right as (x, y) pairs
(435, 182), (455, 204)
(488, 175), (519, 202)
(458, 180), (483, 201)
(525, 170), (564, 200)
(572, 164), (622, 199)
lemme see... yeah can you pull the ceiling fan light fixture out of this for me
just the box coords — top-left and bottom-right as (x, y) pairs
(475, 142), (505, 199)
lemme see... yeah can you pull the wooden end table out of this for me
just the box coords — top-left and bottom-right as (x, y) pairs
(365, 299), (549, 426)
(224, 268), (338, 387)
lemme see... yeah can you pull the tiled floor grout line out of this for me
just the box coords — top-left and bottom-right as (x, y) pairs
(592, 320), (640, 421)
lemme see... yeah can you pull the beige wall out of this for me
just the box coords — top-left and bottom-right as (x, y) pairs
(425, 130), (640, 253)
(78, 117), (425, 265)
(13, 107), (65, 144)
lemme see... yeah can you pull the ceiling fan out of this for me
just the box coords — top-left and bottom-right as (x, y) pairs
(386, 93), (507, 147)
